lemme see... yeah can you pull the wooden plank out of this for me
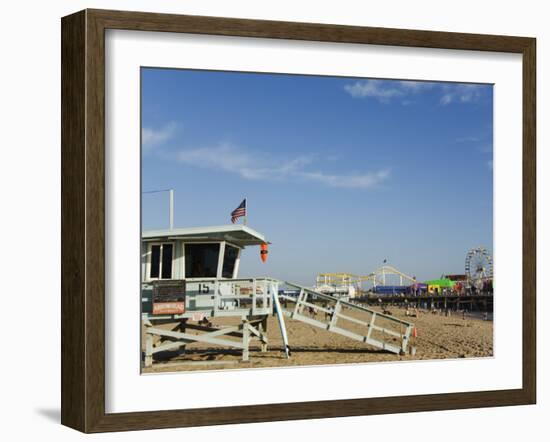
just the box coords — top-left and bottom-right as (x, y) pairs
(370, 325), (402, 339)
(365, 338), (401, 355)
(146, 327), (245, 349)
(336, 312), (369, 327)
(151, 340), (187, 355)
(292, 313), (329, 330)
(328, 326), (364, 342)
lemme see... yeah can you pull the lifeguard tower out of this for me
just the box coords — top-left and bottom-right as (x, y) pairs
(141, 224), (289, 367)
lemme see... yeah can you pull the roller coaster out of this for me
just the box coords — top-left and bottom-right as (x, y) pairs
(315, 265), (417, 298)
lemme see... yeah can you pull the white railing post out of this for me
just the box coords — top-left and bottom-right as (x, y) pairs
(214, 279), (220, 315)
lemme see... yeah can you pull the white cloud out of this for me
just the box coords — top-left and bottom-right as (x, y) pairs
(344, 79), (487, 106)
(439, 84), (484, 106)
(398, 80), (435, 91)
(174, 143), (388, 189)
(440, 94), (453, 106)
(344, 80), (404, 102)
(175, 143), (312, 180)
(142, 122), (178, 152)
(301, 169), (390, 189)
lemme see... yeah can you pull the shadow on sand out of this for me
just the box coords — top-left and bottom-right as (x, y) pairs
(145, 344), (390, 364)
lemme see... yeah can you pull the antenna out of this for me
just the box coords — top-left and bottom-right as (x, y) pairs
(142, 188), (174, 230)
(169, 189), (174, 230)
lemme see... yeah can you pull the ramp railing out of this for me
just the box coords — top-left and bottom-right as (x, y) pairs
(279, 282), (414, 355)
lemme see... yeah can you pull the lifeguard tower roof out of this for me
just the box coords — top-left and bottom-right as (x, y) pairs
(142, 224), (268, 248)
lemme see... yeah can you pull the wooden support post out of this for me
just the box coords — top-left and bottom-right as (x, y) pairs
(175, 319), (188, 355)
(402, 325), (412, 354)
(329, 302), (341, 331)
(293, 289), (304, 317)
(242, 321), (250, 362)
(145, 332), (153, 367)
(260, 316), (268, 352)
(366, 312), (377, 341)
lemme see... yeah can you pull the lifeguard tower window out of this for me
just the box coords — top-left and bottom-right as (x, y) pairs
(149, 243), (173, 279)
(185, 243), (220, 278)
(222, 245), (239, 278)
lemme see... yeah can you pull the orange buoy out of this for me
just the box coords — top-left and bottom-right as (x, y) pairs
(260, 243), (268, 263)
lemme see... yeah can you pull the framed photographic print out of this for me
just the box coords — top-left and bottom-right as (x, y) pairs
(61, 9), (536, 433)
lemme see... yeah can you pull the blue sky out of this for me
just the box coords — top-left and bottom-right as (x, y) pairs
(141, 68), (493, 285)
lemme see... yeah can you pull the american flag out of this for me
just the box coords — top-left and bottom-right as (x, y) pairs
(231, 199), (247, 224)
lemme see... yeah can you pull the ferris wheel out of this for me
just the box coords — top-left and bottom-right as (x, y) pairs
(465, 247), (493, 289)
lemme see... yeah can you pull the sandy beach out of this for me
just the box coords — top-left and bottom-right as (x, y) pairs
(142, 305), (493, 374)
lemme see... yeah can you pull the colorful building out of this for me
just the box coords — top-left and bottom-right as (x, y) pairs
(424, 278), (455, 294)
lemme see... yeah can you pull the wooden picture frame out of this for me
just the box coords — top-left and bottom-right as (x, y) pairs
(61, 9), (536, 433)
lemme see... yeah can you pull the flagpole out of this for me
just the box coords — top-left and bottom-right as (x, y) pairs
(243, 197), (247, 226)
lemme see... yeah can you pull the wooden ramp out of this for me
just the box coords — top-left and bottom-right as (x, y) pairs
(279, 282), (414, 355)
